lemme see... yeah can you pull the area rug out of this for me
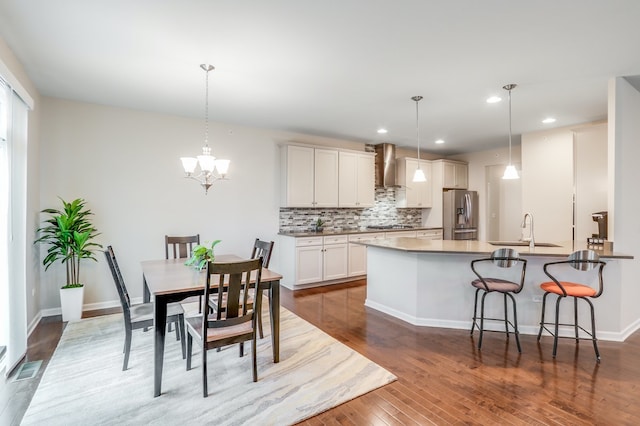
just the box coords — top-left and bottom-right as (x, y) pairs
(21, 307), (396, 425)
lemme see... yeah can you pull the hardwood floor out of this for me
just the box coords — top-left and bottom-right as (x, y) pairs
(3, 281), (640, 425)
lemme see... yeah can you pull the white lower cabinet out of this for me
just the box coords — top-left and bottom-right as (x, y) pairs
(293, 235), (348, 286)
(347, 233), (378, 277)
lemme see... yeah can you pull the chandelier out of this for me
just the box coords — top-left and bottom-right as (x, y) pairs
(180, 64), (230, 194)
(502, 83), (519, 180)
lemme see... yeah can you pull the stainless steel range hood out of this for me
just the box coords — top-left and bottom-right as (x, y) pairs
(374, 143), (398, 187)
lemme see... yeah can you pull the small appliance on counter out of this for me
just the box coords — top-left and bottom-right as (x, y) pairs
(588, 211), (610, 248)
(443, 190), (478, 240)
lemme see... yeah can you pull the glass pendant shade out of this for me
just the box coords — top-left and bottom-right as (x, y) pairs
(215, 159), (230, 175)
(180, 157), (198, 174)
(502, 164), (519, 180)
(413, 167), (427, 182)
(197, 153), (216, 173)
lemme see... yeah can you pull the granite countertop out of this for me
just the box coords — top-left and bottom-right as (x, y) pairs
(278, 227), (443, 237)
(356, 237), (633, 260)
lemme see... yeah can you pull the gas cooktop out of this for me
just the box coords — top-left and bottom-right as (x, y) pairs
(366, 225), (414, 230)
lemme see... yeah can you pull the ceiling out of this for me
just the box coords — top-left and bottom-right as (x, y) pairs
(1, 1), (640, 155)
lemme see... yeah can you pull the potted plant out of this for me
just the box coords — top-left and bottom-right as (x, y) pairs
(185, 240), (221, 271)
(312, 218), (325, 232)
(35, 198), (102, 322)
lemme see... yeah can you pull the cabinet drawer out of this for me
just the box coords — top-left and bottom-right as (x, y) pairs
(417, 229), (443, 239)
(386, 230), (417, 238)
(296, 237), (323, 246)
(323, 235), (348, 245)
(348, 233), (377, 242)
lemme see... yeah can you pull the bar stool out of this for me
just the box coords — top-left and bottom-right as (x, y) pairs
(537, 250), (606, 362)
(470, 248), (527, 352)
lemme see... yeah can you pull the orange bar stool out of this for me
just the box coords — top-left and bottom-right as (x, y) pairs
(470, 248), (527, 352)
(537, 250), (606, 362)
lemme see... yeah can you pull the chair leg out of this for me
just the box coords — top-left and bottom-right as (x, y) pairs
(470, 288), (480, 335)
(123, 328), (132, 371)
(239, 342), (244, 357)
(552, 295), (562, 358)
(478, 291), (489, 350)
(585, 297), (601, 362)
(252, 335), (258, 382)
(537, 292), (550, 340)
(258, 306), (264, 339)
(178, 316), (186, 360)
(202, 344), (208, 398)
(503, 293), (510, 336)
(507, 293), (522, 353)
(186, 333), (192, 371)
(573, 297), (580, 342)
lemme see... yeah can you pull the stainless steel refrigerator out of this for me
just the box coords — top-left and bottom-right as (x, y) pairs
(443, 190), (478, 240)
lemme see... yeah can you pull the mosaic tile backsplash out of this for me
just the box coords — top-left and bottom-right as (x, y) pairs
(279, 188), (423, 232)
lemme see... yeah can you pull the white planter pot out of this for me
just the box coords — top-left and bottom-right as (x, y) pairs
(60, 286), (84, 322)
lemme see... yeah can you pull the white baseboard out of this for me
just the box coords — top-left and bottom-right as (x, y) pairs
(38, 297), (142, 318)
(365, 298), (634, 342)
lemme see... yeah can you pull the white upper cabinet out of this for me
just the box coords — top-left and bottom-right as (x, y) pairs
(281, 145), (338, 207)
(338, 151), (375, 207)
(441, 160), (468, 189)
(396, 157), (432, 208)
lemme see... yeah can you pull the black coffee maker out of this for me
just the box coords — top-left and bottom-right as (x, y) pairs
(592, 211), (608, 239)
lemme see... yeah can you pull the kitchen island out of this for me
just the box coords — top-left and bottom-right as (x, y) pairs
(360, 238), (634, 341)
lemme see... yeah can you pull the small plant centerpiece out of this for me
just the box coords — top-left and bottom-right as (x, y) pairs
(34, 198), (102, 322)
(185, 240), (221, 271)
(312, 218), (325, 232)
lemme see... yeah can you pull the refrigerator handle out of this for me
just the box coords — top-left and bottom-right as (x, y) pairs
(464, 193), (471, 224)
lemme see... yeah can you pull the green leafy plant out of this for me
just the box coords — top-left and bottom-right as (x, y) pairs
(185, 240), (221, 271)
(34, 198), (102, 289)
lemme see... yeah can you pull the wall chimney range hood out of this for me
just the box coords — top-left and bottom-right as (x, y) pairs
(374, 143), (398, 187)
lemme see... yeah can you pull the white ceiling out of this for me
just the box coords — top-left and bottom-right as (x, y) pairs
(1, 1), (640, 154)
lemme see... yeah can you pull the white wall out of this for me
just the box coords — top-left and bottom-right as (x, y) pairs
(609, 77), (640, 332)
(38, 97), (367, 311)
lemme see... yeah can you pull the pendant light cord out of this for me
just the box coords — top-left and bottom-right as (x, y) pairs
(508, 87), (512, 165)
(411, 95), (423, 160)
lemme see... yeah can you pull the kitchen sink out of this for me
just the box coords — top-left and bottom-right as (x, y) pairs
(488, 241), (562, 248)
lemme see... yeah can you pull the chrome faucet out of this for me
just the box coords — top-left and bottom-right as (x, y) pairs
(521, 212), (535, 249)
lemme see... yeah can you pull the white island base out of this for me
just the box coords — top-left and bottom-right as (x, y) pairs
(364, 240), (633, 342)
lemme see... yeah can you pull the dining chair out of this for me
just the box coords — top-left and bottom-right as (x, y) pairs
(537, 249), (606, 362)
(104, 245), (186, 370)
(470, 248), (527, 353)
(165, 234), (201, 315)
(209, 238), (274, 338)
(186, 258), (263, 397)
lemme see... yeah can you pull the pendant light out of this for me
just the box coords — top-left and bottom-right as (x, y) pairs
(412, 95), (427, 182)
(180, 64), (231, 194)
(502, 83), (519, 180)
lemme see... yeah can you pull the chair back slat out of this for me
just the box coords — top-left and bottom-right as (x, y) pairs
(568, 249), (600, 271)
(104, 246), (132, 317)
(165, 234), (200, 259)
(491, 248), (520, 268)
(204, 258), (263, 335)
(251, 238), (274, 268)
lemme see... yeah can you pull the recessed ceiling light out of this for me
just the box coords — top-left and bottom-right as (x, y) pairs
(377, 128), (388, 134)
(486, 96), (502, 104)
(435, 139), (445, 144)
(542, 117), (556, 124)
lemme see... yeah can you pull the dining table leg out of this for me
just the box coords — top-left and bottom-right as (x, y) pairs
(270, 280), (280, 363)
(154, 295), (168, 397)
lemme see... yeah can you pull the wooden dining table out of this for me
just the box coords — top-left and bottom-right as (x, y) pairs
(141, 254), (283, 397)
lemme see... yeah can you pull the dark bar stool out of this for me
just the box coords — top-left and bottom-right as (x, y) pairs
(537, 249), (606, 362)
(470, 248), (527, 352)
